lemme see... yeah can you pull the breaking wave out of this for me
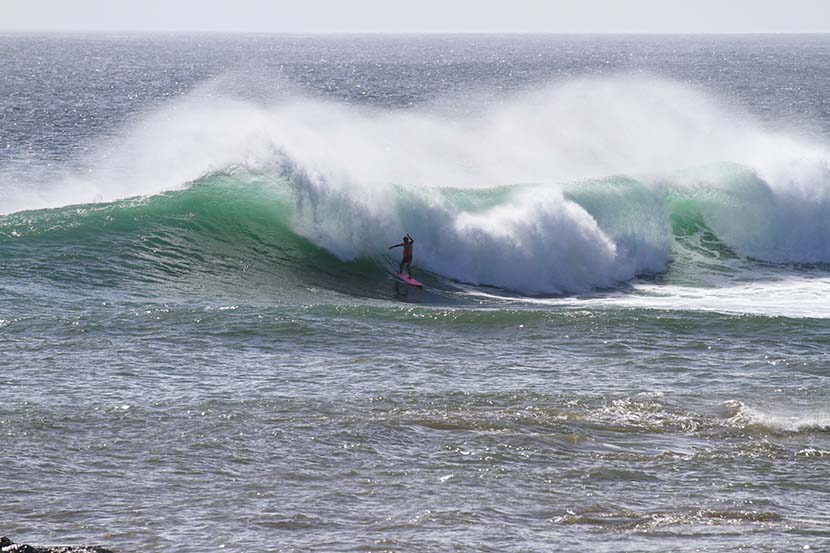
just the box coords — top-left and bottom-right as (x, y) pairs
(2, 75), (830, 295)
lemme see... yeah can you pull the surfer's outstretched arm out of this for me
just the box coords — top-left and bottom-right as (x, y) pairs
(389, 243), (403, 249)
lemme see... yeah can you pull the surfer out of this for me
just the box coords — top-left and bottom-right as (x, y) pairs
(389, 234), (414, 277)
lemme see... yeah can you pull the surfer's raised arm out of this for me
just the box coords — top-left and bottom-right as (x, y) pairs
(389, 234), (413, 249)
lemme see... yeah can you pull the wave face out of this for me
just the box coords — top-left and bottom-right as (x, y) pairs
(3, 76), (830, 296)
(0, 164), (827, 301)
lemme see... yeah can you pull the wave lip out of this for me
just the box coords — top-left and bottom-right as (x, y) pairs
(723, 400), (830, 434)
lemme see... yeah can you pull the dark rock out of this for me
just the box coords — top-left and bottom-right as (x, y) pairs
(0, 538), (113, 553)
(1, 544), (36, 553)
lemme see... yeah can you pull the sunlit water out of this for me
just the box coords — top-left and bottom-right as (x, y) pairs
(1, 34), (830, 552)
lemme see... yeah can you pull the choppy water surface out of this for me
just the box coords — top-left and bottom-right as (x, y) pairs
(1, 34), (830, 551)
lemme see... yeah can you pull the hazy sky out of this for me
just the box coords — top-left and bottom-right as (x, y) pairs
(3, 0), (830, 34)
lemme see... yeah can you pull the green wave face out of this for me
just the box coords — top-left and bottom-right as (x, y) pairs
(0, 162), (827, 302)
(1, 173), (348, 302)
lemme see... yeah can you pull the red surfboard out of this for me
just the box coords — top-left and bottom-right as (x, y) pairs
(394, 272), (423, 287)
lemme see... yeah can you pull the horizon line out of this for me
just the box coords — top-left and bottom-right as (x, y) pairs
(2, 29), (830, 36)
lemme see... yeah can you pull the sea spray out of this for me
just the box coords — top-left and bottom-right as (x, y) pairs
(1, 74), (822, 209)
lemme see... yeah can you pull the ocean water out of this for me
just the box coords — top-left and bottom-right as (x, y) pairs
(1, 33), (830, 552)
